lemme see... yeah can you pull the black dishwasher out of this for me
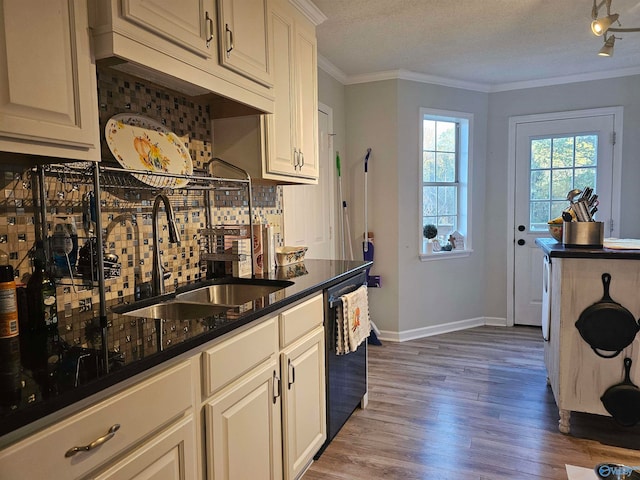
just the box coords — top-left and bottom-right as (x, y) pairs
(316, 270), (368, 457)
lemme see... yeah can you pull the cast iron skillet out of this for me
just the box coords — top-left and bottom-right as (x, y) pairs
(575, 273), (639, 358)
(601, 357), (640, 427)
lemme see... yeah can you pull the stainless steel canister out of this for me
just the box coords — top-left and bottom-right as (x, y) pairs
(562, 221), (604, 248)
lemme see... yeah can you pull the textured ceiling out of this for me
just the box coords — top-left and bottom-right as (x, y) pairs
(313, 0), (640, 89)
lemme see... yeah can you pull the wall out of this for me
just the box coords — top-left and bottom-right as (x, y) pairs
(321, 70), (640, 339)
(485, 74), (640, 321)
(317, 69), (347, 260)
(318, 69), (346, 163)
(344, 80), (399, 333)
(319, 74), (490, 337)
(396, 80), (489, 334)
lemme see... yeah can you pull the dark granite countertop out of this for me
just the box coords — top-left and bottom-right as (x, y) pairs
(0, 259), (371, 439)
(536, 237), (640, 259)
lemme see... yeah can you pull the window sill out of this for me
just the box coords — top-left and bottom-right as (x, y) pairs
(419, 249), (473, 261)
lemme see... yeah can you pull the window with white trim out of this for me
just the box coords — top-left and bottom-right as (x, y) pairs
(419, 108), (472, 257)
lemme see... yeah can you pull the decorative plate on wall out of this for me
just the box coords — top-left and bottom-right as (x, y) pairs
(105, 114), (193, 188)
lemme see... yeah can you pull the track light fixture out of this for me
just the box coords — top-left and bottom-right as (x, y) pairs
(591, 0), (640, 56)
(598, 33), (616, 56)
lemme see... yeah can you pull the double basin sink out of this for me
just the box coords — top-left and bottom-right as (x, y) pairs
(113, 279), (294, 321)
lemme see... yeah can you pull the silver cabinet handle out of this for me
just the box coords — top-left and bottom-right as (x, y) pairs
(225, 24), (234, 58)
(287, 358), (295, 390)
(293, 149), (299, 169)
(273, 370), (281, 404)
(300, 151), (304, 169)
(65, 424), (121, 458)
(205, 12), (214, 47)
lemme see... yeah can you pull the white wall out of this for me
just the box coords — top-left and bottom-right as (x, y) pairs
(396, 80), (489, 334)
(485, 75), (640, 321)
(344, 81), (400, 333)
(318, 67), (640, 339)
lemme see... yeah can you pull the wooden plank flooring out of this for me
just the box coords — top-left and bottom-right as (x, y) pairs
(304, 326), (640, 480)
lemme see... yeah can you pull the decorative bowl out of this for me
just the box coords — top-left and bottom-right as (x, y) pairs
(548, 223), (563, 242)
(275, 246), (308, 267)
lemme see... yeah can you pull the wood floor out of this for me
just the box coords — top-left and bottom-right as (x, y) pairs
(304, 326), (640, 480)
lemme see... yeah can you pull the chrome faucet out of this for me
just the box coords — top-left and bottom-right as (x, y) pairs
(151, 194), (180, 296)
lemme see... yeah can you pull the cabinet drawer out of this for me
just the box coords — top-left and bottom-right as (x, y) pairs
(0, 360), (193, 479)
(202, 317), (278, 396)
(280, 294), (323, 348)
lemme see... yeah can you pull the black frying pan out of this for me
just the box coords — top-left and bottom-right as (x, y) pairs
(575, 273), (639, 358)
(601, 357), (640, 427)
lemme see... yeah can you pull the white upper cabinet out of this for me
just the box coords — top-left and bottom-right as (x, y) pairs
(217, 0), (272, 87)
(292, 16), (318, 179)
(90, 0), (274, 114)
(121, 0), (215, 58)
(264, 0), (318, 180)
(0, 0), (100, 161)
(264, 3), (297, 177)
(212, 0), (322, 184)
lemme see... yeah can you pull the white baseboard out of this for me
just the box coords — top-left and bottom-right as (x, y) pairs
(378, 316), (509, 342)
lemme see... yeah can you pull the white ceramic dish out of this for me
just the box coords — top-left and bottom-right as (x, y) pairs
(105, 114), (193, 188)
(275, 246), (308, 267)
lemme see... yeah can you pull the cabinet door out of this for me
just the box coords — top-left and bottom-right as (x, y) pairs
(293, 22), (318, 179)
(0, 361), (194, 479)
(93, 417), (198, 480)
(0, 0), (99, 160)
(281, 327), (326, 480)
(122, 0), (214, 58)
(217, 0), (272, 86)
(264, 2), (296, 176)
(205, 359), (282, 480)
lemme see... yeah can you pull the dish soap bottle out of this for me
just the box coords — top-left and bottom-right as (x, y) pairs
(26, 240), (60, 398)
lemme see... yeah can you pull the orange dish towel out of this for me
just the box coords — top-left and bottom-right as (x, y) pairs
(336, 284), (371, 355)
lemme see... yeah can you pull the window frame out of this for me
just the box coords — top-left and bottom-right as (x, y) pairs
(419, 108), (473, 260)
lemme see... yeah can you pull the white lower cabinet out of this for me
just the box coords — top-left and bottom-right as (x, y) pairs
(93, 416), (198, 480)
(205, 358), (283, 480)
(0, 295), (326, 480)
(202, 293), (326, 480)
(0, 360), (197, 480)
(281, 327), (326, 480)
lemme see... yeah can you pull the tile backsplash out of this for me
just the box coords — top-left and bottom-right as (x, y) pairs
(1, 65), (283, 354)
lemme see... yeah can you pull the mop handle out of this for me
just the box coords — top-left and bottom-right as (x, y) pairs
(364, 148), (371, 251)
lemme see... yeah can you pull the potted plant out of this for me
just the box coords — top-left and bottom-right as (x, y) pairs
(423, 224), (437, 253)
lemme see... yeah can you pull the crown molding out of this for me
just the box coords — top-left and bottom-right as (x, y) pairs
(317, 54), (348, 84)
(364, 69), (491, 92)
(289, 0), (327, 26)
(489, 65), (640, 92)
(316, 55), (640, 93)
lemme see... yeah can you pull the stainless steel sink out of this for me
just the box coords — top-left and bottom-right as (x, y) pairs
(176, 280), (292, 306)
(114, 279), (294, 320)
(121, 301), (227, 321)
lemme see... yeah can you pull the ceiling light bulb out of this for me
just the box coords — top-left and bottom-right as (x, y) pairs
(598, 35), (616, 56)
(591, 13), (620, 36)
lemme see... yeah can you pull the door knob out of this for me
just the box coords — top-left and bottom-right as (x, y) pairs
(517, 239), (526, 246)
(518, 225), (525, 232)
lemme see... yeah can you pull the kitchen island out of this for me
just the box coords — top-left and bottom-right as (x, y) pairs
(0, 259), (370, 440)
(536, 238), (640, 434)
